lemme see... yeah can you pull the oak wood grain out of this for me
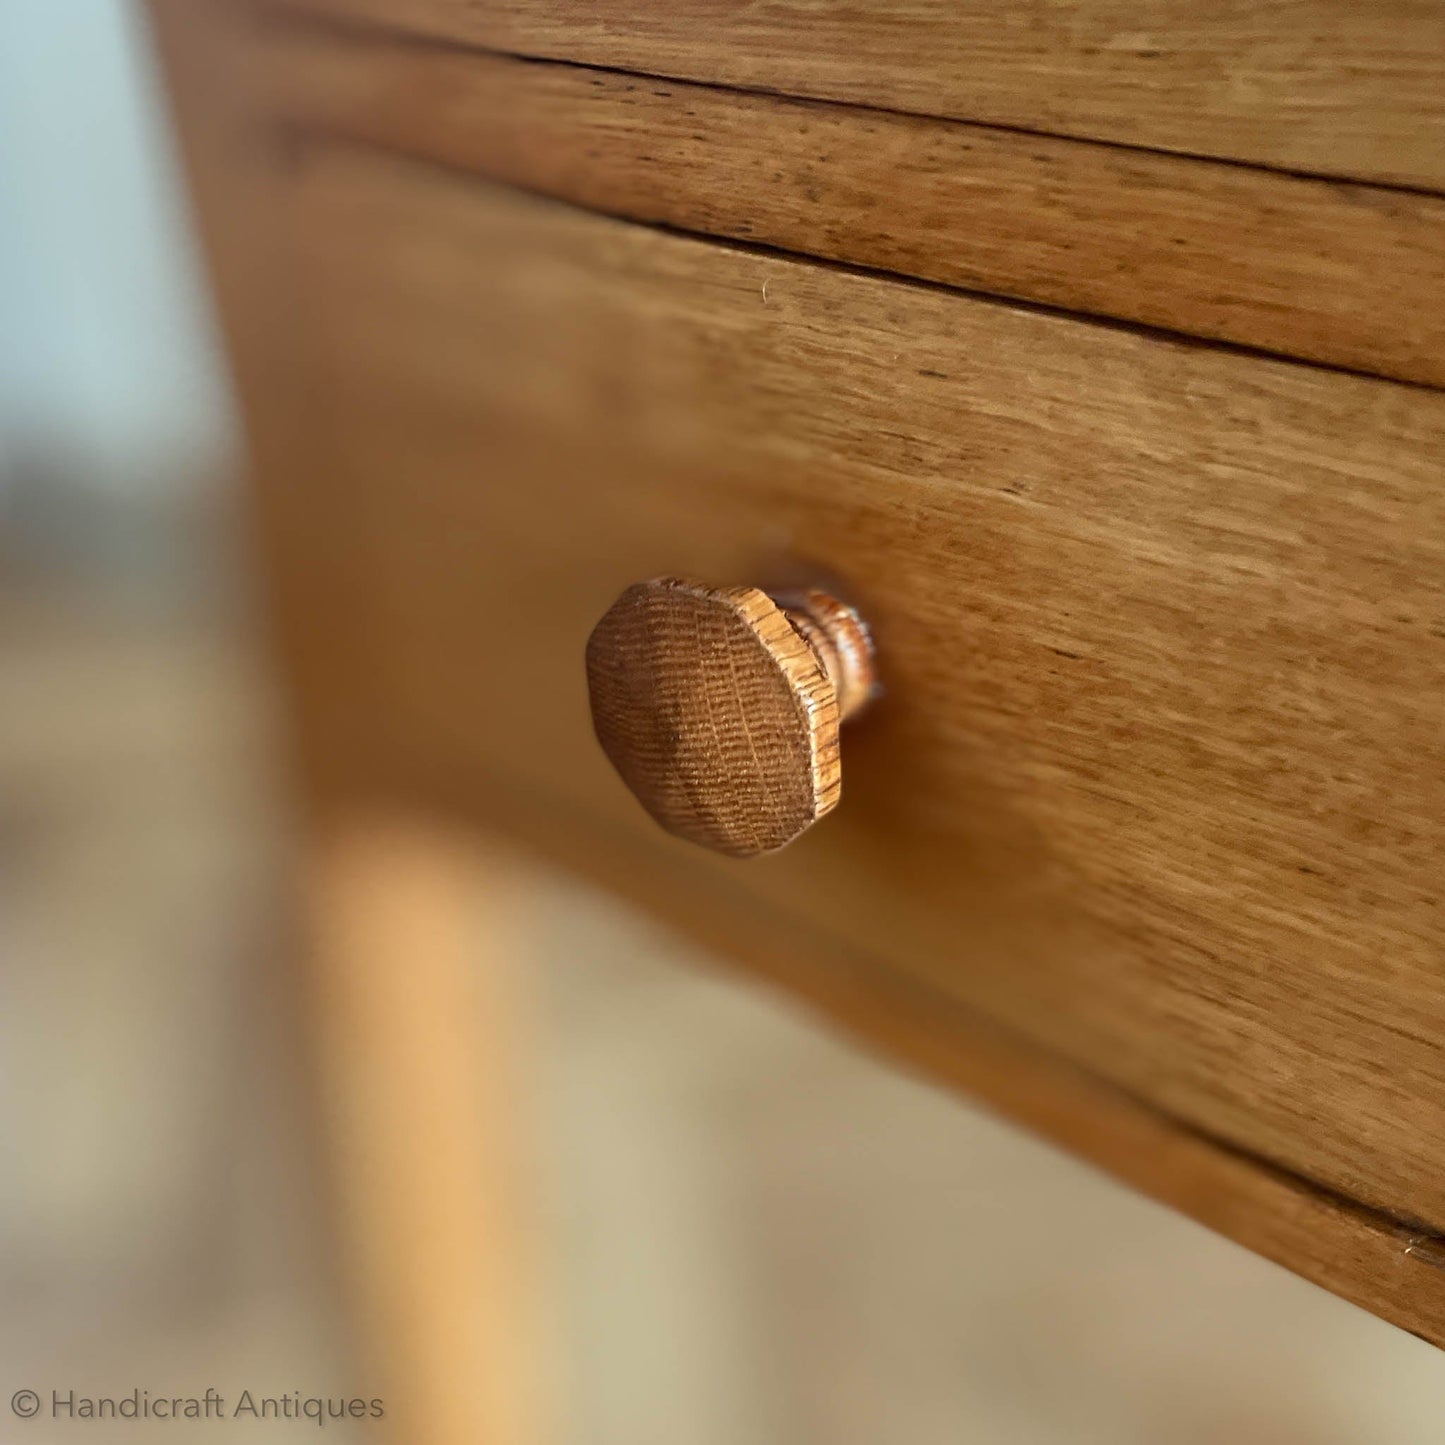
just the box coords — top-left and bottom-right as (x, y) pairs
(384, 753), (1445, 1352)
(268, 0), (1445, 190)
(282, 144), (1445, 1242)
(148, 0), (1445, 1339)
(248, 22), (1445, 390)
(586, 579), (859, 858)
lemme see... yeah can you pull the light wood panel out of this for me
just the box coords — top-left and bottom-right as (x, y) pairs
(250, 22), (1445, 389)
(279, 145), (1445, 1244)
(269, 0), (1445, 189)
(306, 819), (549, 1444)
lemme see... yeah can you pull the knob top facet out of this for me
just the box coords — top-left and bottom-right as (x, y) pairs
(585, 578), (873, 858)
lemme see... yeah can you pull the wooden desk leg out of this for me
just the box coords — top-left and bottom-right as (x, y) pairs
(305, 817), (548, 1445)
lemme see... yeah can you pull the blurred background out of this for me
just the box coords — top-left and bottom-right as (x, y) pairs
(4, 4), (1445, 1441)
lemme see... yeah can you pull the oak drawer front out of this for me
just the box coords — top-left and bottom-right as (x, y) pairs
(248, 20), (1445, 390)
(271, 0), (1445, 190)
(283, 144), (1445, 1232)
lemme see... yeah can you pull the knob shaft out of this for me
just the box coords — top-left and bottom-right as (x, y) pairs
(585, 578), (875, 857)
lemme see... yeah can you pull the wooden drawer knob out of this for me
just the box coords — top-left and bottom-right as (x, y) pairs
(585, 578), (876, 858)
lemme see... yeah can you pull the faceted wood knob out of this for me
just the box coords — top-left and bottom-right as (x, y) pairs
(585, 578), (876, 858)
